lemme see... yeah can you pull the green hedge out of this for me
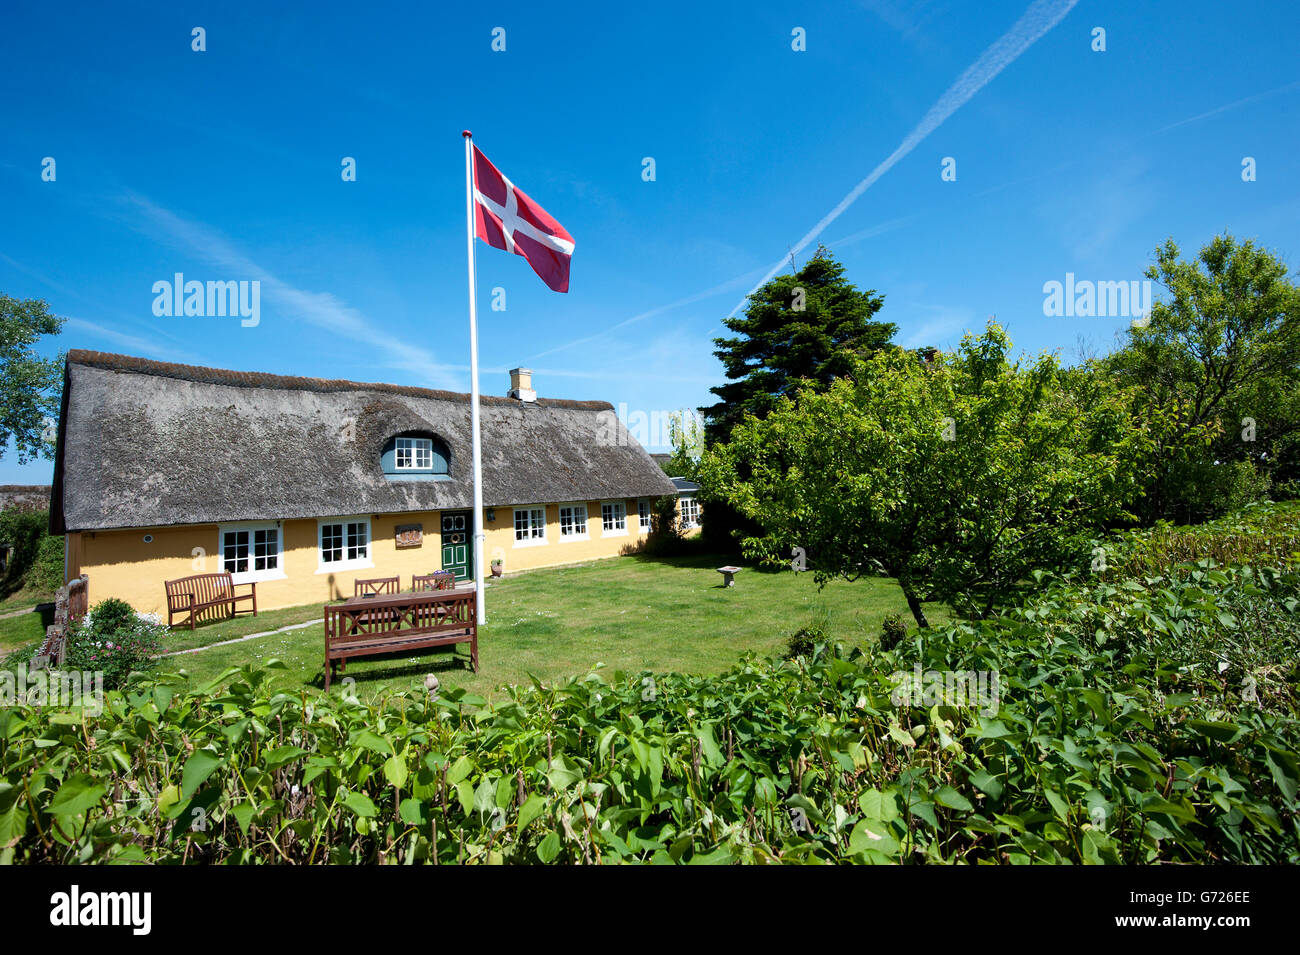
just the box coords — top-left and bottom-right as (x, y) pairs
(2, 543), (1296, 864)
(0, 507), (62, 596)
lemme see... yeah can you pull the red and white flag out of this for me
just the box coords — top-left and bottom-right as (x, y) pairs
(471, 145), (575, 293)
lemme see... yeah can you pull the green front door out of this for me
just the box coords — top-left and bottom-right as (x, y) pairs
(441, 511), (472, 580)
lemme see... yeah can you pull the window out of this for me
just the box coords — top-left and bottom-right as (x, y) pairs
(559, 504), (589, 540)
(637, 498), (652, 532)
(601, 501), (627, 535)
(383, 433), (450, 478)
(219, 523), (284, 583)
(395, 436), (433, 471)
(318, 517), (372, 571)
(681, 497), (701, 528)
(514, 507), (546, 545)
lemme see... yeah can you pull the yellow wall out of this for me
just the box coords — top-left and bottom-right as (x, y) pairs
(72, 500), (655, 616)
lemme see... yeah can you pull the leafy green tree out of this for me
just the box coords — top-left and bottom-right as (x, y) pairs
(700, 324), (1141, 626)
(702, 246), (895, 444)
(0, 295), (65, 463)
(658, 411), (704, 482)
(1107, 235), (1300, 522)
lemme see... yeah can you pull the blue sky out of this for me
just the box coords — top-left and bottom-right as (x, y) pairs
(3, 0), (1298, 485)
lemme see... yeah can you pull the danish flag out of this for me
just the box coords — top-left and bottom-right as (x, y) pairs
(471, 145), (575, 293)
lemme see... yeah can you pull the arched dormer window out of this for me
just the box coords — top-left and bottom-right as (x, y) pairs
(381, 432), (451, 480)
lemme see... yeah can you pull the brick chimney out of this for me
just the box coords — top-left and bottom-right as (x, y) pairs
(508, 367), (536, 403)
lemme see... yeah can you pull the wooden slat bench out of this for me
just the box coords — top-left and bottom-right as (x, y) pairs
(165, 572), (257, 630)
(324, 589), (477, 690)
(354, 576), (400, 596)
(413, 571), (457, 592)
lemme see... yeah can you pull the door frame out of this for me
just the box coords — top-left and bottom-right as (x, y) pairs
(440, 510), (473, 580)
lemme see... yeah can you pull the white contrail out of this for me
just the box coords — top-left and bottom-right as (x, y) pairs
(729, 0), (1079, 317)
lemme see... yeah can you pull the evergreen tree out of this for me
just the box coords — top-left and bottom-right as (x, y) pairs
(701, 247), (894, 443)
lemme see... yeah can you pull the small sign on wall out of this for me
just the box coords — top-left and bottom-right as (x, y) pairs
(395, 523), (423, 548)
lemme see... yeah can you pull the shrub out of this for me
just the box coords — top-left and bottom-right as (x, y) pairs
(2, 510), (1297, 865)
(0, 507), (61, 596)
(62, 598), (167, 689)
(641, 495), (701, 558)
(878, 612), (907, 650)
(782, 625), (826, 661)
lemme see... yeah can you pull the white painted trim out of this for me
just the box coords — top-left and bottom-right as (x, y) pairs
(512, 506), (548, 547)
(600, 500), (628, 537)
(394, 436), (434, 471)
(680, 496), (701, 529)
(558, 503), (590, 541)
(217, 521), (287, 585)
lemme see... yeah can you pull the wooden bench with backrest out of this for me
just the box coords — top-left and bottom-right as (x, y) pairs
(412, 571), (457, 592)
(323, 588), (477, 689)
(165, 572), (257, 630)
(354, 576), (400, 596)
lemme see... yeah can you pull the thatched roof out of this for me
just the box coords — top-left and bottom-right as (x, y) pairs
(52, 351), (677, 533)
(0, 486), (51, 513)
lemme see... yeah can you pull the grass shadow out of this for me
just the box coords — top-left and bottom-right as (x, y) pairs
(315, 644), (474, 690)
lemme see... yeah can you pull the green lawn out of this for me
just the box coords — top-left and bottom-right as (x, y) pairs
(162, 554), (949, 700)
(0, 589), (53, 617)
(0, 607), (51, 654)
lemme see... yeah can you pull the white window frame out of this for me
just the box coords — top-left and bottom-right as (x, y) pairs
(637, 498), (652, 533)
(218, 522), (286, 584)
(394, 436), (434, 471)
(316, 516), (374, 573)
(513, 506), (547, 547)
(558, 503), (589, 541)
(680, 496), (701, 528)
(601, 500), (628, 537)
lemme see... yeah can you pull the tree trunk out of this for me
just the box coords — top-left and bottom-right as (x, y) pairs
(900, 580), (930, 629)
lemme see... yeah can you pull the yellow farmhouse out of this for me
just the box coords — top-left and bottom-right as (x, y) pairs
(50, 351), (680, 616)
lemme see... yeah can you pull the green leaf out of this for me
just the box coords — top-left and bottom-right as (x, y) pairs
(934, 785), (973, 812)
(536, 830), (562, 863)
(229, 802), (256, 836)
(1043, 788), (1071, 824)
(858, 788), (898, 822)
(180, 751), (222, 801)
(399, 798), (428, 826)
(1186, 719), (1243, 744)
(353, 731), (393, 756)
(342, 791), (378, 818)
(517, 794), (546, 831)
(445, 756), (474, 785)
(0, 800), (28, 846)
(48, 775), (106, 818)
(1264, 750), (1298, 804)
(967, 768), (1004, 800)
(383, 755), (409, 790)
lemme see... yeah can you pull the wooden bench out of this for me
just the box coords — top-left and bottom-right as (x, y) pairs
(354, 576), (400, 597)
(413, 571), (457, 592)
(324, 589), (477, 690)
(165, 572), (257, 630)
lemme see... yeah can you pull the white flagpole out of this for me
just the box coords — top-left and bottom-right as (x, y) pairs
(463, 130), (486, 626)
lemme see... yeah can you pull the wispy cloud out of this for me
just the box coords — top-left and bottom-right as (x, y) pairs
(525, 267), (766, 361)
(120, 193), (456, 387)
(729, 0), (1080, 317)
(63, 316), (200, 364)
(1155, 79), (1300, 134)
(898, 303), (979, 348)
